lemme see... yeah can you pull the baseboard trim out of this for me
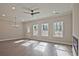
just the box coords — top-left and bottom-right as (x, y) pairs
(0, 38), (23, 41)
(25, 38), (72, 45)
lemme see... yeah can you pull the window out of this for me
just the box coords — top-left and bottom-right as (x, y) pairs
(53, 21), (63, 37)
(41, 23), (48, 36)
(33, 24), (38, 36)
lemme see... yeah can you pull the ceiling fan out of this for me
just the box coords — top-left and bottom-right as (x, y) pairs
(23, 7), (40, 16)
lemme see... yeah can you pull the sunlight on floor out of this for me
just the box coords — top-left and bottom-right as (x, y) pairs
(22, 40), (38, 47)
(34, 42), (48, 52)
(54, 44), (71, 56)
(14, 40), (25, 43)
(56, 49), (71, 56)
(54, 44), (68, 51)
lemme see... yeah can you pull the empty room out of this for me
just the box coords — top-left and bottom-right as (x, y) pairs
(0, 3), (79, 56)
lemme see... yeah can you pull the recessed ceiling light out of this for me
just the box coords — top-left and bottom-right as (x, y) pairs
(2, 14), (6, 16)
(12, 7), (16, 10)
(52, 10), (56, 14)
(22, 19), (25, 22)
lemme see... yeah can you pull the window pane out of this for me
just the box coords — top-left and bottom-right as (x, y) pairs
(41, 23), (48, 36)
(33, 24), (38, 36)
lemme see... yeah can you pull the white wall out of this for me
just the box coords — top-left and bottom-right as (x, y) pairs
(72, 4), (79, 56)
(73, 4), (79, 38)
(0, 19), (23, 41)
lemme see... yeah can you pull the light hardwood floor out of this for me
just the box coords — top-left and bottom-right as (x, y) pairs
(0, 39), (72, 56)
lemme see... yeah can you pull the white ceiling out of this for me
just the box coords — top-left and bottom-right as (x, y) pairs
(0, 3), (73, 22)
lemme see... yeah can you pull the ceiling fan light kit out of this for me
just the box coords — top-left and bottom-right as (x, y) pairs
(23, 7), (40, 16)
(12, 6), (16, 10)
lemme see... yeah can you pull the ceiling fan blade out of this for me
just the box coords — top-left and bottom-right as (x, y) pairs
(22, 7), (31, 11)
(33, 12), (40, 14)
(33, 8), (39, 11)
(24, 12), (31, 14)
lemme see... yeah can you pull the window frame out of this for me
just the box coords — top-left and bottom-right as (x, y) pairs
(53, 21), (63, 37)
